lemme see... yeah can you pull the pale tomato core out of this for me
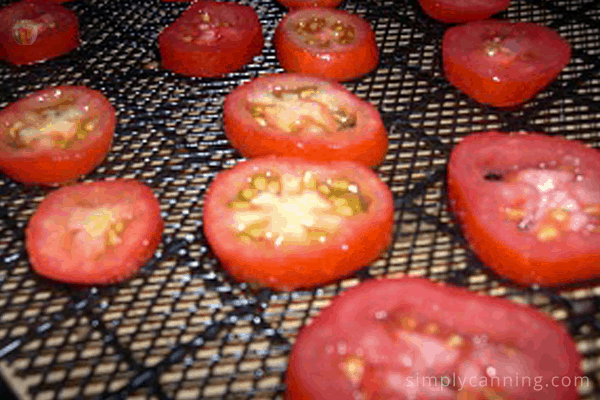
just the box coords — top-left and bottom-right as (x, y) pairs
(247, 85), (357, 136)
(498, 164), (600, 241)
(228, 170), (369, 246)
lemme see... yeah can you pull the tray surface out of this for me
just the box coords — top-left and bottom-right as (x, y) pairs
(1, 0), (600, 399)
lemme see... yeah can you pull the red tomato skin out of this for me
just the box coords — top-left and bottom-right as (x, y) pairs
(26, 180), (164, 285)
(158, 1), (263, 77)
(0, 0), (79, 65)
(274, 8), (379, 82)
(0, 86), (116, 186)
(277, 0), (344, 8)
(443, 20), (571, 107)
(418, 0), (509, 23)
(286, 277), (582, 400)
(223, 73), (388, 167)
(448, 131), (600, 286)
(202, 157), (394, 291)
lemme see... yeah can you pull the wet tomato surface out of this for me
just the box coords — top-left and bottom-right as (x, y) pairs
(202, 157), (394, 291)
(443, 20), (571, 107)
(223, 73), (387, 167)
(0, 0), (79, 65)
(26, 179), (164, 285)
(286, 277), (583, 400)
(274, 7), (379, 81)
(0, 86), (116, 186)
(448, 131), (600, 286)
(158, 1), (263, 77)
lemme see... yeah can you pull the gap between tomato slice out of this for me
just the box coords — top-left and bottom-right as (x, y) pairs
(202, 157), (394, 291)
(0, 0), (79, 65)
(26, 179), (164, 285)
(274, 7), (379, 81)
(286, 277), (583, 400)
(223, 73), (388, 167)
(0, 86), (116, 186)
(448, 131), (600, 286)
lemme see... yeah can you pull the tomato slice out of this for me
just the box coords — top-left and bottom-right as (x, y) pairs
(0, 0), (79, 66)
(0, 86), (116, 186)
(223, 73), (388, 167)
(443, 20), (571, 107)
(274, 7), (379, 82)
(286, 277), (583, 400)
(448, 131), (600, 286)
(158, 1), (264, 78)
(277, 0), (344, 8)
(418, 0), (509, 23)
(202, 157), (394, 291)
(26, 179), (164, 285)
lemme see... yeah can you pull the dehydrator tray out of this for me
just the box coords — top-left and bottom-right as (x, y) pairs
(1, 0), (600, 399)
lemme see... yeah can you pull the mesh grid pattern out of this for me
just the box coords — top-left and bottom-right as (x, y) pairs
(1, 0), (600, 399)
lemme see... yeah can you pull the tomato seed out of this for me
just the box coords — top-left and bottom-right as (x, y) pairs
(446, 334), (464, 348)
(536, 224), (560, 241)
(584, 203), (600, 216)
(340, 356), (365, 386)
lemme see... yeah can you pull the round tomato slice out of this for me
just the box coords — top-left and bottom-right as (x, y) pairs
(0, 86), (116, 186)
(286, 277), (583, 400)
(223, 73), (388, 167)
(443, 20), (571, 107)
(202, 157), (394, 291)
(277, 0), (344, 8)
(26, 179), (164, 285)
(0, 0), (79, 66)
(448, 131), (600, 286)
(158, 1), (264, 78)
(274, 8), (379, 82)
(418, 0), (509, 23)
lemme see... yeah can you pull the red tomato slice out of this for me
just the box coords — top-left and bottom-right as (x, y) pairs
(223, 73), (388, 167)
(277, 0), (344, 8)
(0, 86), (116, 186)
(443, 20), (571, 107)
(26, 179), (164, 285)
(418, 0), (509, 23)
(448, 131), (600, 286)
(158, 1), (264, 77)
(202, 157), (394, 291)
(274, 8), (379, 82)
(286, 277), (583, 400)
(0, 0), (79, 66)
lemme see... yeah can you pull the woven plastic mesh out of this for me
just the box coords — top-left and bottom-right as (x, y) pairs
(0, 0), (600, 399)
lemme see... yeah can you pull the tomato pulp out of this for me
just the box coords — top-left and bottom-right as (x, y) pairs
(223, 73), (388, 167)
(418, 0), (510, 23)
(0, 0), (79, 65)
(202, 157), (394, 291)
(274, 7), (379, 81)
(26, 179), (164, 285)
(158, 1), (264, 77)
(286, 277), (583, 400)
(443, 20), (571, 107)
(0, 86), (116, 186)
(448, 131), (600, 286)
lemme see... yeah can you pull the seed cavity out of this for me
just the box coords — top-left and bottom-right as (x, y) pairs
(228, 172), (368, 246)
(248, 86), (357, 135)
(293, 16), (356, 47)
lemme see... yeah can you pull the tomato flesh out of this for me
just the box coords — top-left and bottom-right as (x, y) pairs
(203, 157), (394, 291)
(0, 86), (116, 186)
(274, 8), (379, 81)
(286, 278), (583, 400)
(158, 1), (263, 77)
(418, 0), (509, 23)
(0, 0), (79, 65)
(26, 179), (164, 285)
(443, 20), (571, 107)
(223, 74), (387, 167)
(448, 131), (600, 286)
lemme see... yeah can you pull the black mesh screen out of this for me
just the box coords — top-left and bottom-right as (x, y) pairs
(1, 0), (600, 399)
